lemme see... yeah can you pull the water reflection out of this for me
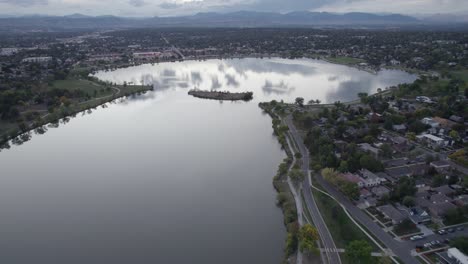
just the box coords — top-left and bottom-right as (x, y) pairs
(94, 58), (416, 103)
(0, 58), (418, 264)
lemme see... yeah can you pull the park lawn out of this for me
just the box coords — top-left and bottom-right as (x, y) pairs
(50, 79), (113, 97)
(451, 69), (468, 82)
(327, 56), (366, 65)
(0, 120), (17, 138)
(311, 188), (379, 250)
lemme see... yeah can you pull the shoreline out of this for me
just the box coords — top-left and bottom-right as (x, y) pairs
(89, 55), (426, 78)
(0, 84), (153, 149)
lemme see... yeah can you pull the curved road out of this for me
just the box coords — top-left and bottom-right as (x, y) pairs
(285, 115), (419, 264)
(285, 116), (342, 264)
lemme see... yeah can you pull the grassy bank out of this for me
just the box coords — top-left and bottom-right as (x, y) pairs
(259, 102), (301, 262)
(325, 56), (366, 65)
(311, 188), (378, 250)
(0, 78), (152, 149)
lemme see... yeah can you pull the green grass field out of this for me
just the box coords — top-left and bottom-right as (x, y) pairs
(51, 79), (113, 97)
(311, 188), (378, 250)
(326, 56), (366, 65)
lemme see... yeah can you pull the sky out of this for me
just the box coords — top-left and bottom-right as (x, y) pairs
(0, 0), (467, 17)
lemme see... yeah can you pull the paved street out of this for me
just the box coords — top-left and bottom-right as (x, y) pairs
(285, 116), (342, 264)
(285, 116), (420, 264)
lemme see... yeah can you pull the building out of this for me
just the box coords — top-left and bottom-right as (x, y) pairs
(428, 202), (457, 218)
(422, 117), (440, 128)
(358, 143), (380, 157)
(437, 248), (468, 264)
(454, 195), (468, 207)
(340, 172), (365, 188)
(417, 134), (447, 149)
(133, 52), (162, 60)
(377, 205), (407, 224)
(0, 48), (19, 56)
(448, 248), (468, 264)
(22, 56), (53, 63)
(407, 207), (431, 224)
(393, 124), (407, 133)
(430, 160), (451, 172)
(386, 166), (412, 179)
(434, 185), (455, 197)
(371, 186), (390, 198)
(359, 169), (386, 187)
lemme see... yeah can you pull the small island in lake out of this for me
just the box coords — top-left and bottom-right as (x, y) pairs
(188, 90), (253, 101)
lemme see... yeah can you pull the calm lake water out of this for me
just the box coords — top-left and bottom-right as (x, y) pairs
(0, 58), (416, 264)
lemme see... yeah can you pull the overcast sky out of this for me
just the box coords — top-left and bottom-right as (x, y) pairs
(0, 0), (467, 17)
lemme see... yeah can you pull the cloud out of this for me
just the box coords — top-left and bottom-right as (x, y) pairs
(128, 0), (147, 7)
(159, 1), (181, 9)
(0, 0), (467, 16)
(0, 0), (47, 6)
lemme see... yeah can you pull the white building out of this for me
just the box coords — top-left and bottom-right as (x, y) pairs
(359, 169), (386, 187)
(448, 248), (468, 264)
(0, 48), (19, 56)
(417, 134), (447, 149)
(421, 117), (439, 128)
(22, 56), (53, 63)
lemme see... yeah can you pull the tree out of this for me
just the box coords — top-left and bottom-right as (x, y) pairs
(450, 237), (468, 255)
(360, 154), (384, 172)
(402, 196), (415, 207)
(380, 143), (393, 158)
(289, 168), (305, 182)
(449, 130), (460, 140)
(298, 224), (319, 254)
(295, 97), (304, 107)
(338, 160), (349, 173)
(346, 240), (372, 264)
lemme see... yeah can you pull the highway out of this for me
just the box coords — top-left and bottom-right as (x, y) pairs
(285, 116), (342, 264)
(285, 115), (420, 264)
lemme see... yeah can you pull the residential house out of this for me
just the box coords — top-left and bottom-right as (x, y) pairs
(447, 248), (468, 264)
(431, 193), (452, 204)
(358, 143), (381, 158)
(434, 185), (455, 197)
(417, 134), (447, 149)
(377, 205), (407, 224)
(428, 202), (457, 218)
(430, 160), (451, 172)
(359, 169), (386, 187)
(371, 186), (390, 198)
(385, 166), (412, 179)
(454, 195), (468, 207)
(393, 124), (407, 133)
(341, 173), (365, 188)
(401, 206), (431, 224)
(422, 117), (440, 128)
(408, 163), (430, 176)
(450, 115), (464, 123)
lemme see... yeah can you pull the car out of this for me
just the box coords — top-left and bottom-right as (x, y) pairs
(438, 229), (446, 235)
(444, 239), (451, 244)
(435, 240), (441, 244)
(410, 235), (423, 241)
(424, 243), (431, 248)
(456, 226), (464, 231)
(447, 228), (455, 233)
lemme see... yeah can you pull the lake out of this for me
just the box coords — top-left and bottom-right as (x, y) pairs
(0, 58), (416, 263)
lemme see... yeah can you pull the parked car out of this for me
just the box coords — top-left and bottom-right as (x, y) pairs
(447, 228), (455, 233)
(456, 226), (464, 231)
(438, 229), (446, 235)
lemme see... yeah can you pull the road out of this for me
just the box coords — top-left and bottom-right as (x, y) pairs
(285, 116), (342, 264)
(285, 116), (422, 264)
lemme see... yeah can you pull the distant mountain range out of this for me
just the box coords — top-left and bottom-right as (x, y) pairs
(0, 11), (465, 31)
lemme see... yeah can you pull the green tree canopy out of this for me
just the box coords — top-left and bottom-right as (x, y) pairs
(346, 240), (373, 264)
